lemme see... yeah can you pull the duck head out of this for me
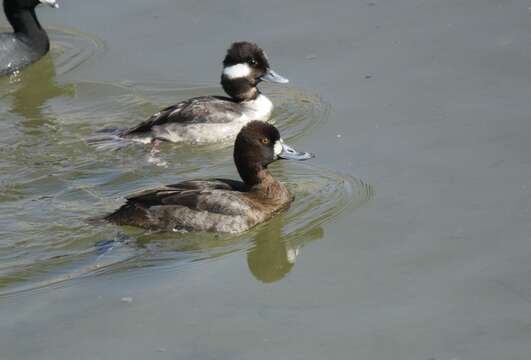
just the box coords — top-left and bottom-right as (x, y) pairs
(221, 42), (288, 102)
(234, 121), (313, 186)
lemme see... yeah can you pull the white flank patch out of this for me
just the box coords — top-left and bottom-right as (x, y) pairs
(223, 63), (251, 79)
(241, 94), (274, 121)
(274, 140), (283, 156)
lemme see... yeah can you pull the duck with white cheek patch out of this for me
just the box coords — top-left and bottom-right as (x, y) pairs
(105, 121), (313, 234)
(1, 0), (59, 76)
(121, 42), (289, 151)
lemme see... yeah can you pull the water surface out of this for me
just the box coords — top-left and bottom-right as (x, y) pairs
(4, 1), (529, 359)
(0, 45), (368, 294)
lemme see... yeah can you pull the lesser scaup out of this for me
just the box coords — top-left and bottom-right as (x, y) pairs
(1, 0), (58, 76)
(105, 121), (313, 233)
(121, 42), (289, 149)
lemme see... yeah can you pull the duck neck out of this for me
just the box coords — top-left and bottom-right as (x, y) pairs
(249, 169), (289, 202)
(237, 163), (286, 197)
(4, 3), (49, 52)
(236, 161), (267, 187)
(221, 75), (259, 102)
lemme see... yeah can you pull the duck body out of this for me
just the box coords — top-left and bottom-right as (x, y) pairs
(106, 121), (314, 234)
(1, 0), (58, 76)
(105, 176), (291, 234)
(0, 32), (43, 74)
(123, 94), (273, 144)
(121, 42), (288, 145)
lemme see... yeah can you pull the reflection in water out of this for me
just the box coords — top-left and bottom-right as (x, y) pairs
(0, 160), (371, 296)
(247, 214), (324, 283)
(0, 61), (367, 294)
(0, 25), (101, 128)
(7, 54), (75, 129)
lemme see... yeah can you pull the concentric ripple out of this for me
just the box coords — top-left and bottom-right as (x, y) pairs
(0, 76), (357, 295)
(47, 27), (104, 75)
(48, 80), (329, 167)
(0, 26), (103, 84)
(266, 84), (329, 142)
(0, 160), (373, 296)
(130, 162), (374, 267)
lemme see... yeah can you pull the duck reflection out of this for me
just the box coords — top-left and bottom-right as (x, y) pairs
(120, 164), (325, 283)
(5, 53), (74, 129)
(247, 213), (323, 283)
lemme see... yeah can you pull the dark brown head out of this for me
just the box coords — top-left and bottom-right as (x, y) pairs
(221, 42), (288, 102)
(233, 121), (313, 186)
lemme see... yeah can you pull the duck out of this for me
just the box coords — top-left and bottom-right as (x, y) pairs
(1, 0), (58, 76)
(105, 121), (313, 234)
(121, 41), (289, 149)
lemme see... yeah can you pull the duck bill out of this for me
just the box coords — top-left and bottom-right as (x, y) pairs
(276, 141), (314, 161)
(39, 0), (59, 8)
(261, 69), (289, 84)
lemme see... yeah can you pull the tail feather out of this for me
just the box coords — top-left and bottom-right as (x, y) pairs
(102, 203), (152, 228)
(85, 128), (130, 151)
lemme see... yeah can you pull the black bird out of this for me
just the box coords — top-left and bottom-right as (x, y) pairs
(1, 0), (58, 76)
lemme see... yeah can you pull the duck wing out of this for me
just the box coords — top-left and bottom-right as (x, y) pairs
(123, 179), (248, 214)
(105, 179), (254, 232)
(124, 96), (243, 135)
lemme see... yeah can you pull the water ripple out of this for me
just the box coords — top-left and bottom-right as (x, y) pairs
(0, 77), (366, 296)
(47, 27), (104, 75)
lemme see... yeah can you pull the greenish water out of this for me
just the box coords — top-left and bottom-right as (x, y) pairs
(6, 1), (531, 359)
(0, 29), (371, 295)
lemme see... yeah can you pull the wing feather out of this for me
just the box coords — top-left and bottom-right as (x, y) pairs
(124, 96), (242, 135)
(123, 179), (249, 216)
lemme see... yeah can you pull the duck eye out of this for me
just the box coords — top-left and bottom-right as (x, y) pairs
(260, 138), (270, 145)
(248, 58), (258, 66)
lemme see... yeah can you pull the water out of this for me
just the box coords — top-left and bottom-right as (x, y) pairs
(0, 28), (369, 294)
(4, 1), (531, 359)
